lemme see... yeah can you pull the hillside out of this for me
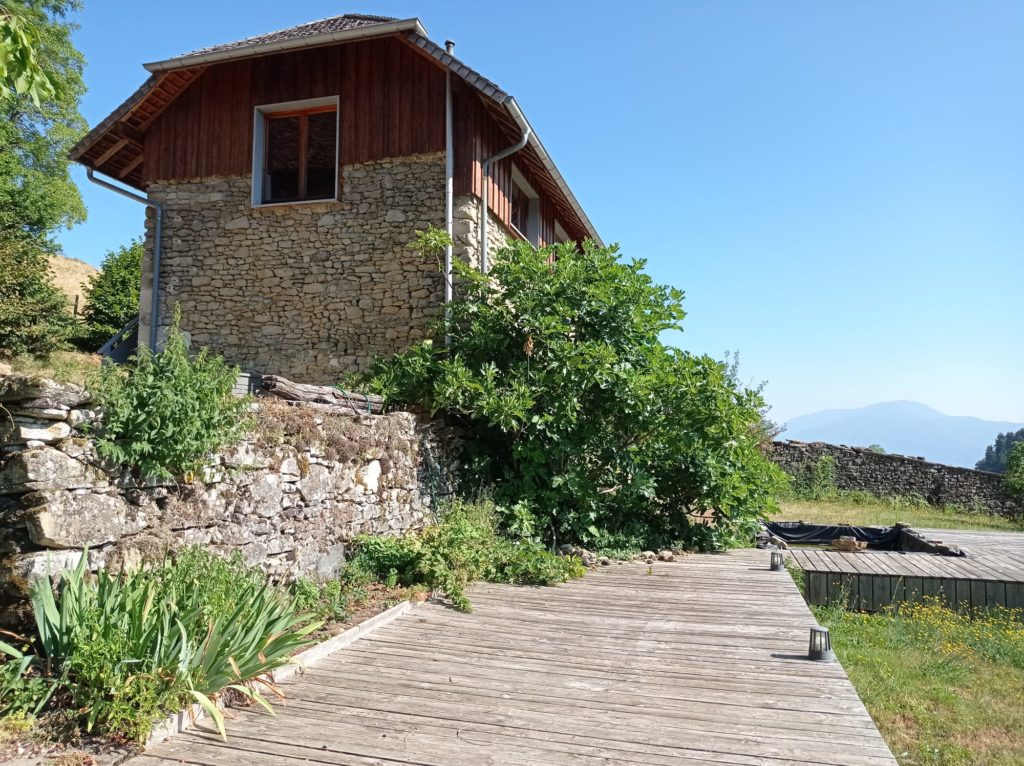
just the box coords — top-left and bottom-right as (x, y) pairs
(47, 254), (97, 315)
(783, 401), (1024, 469)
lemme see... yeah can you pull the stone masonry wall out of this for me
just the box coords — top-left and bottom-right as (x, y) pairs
(0, 371), (447, 620)
(141, 153), (447, 382)
(769, 440), (1022, 518)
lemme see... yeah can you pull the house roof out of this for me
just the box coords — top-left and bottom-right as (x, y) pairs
(70, 14), (600, 243)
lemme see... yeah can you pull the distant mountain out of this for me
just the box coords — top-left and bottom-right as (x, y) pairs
(782, 401), (1024, 469)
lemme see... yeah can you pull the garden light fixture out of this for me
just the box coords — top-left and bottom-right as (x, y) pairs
(770, 551), (784, 571)
(808, 625), (835, 662)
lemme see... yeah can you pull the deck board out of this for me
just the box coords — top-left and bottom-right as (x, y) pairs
(790, 528), (1024, 611)
(137, 550), (896, 766)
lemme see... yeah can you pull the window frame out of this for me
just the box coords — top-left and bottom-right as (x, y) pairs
(251, 96), (340, 208)
(509, 163), (540, 245)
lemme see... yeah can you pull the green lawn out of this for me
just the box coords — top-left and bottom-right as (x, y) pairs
(815, 601), (1024, 766)
(776, 498), (1021, 531)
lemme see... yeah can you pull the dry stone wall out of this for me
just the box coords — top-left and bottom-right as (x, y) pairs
(141, 152), (448, 383)
(0, 371), (448, 621)
(769, 440), (1022, 518)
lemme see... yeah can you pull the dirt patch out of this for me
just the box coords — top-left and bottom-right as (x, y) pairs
(47, 255), (97, 316)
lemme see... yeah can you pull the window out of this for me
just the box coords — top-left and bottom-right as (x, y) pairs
(509, 164), (540, 244)
(252, 98), (338, 206)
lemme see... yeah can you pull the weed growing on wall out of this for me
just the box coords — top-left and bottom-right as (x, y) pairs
(93, 309), (252, 479)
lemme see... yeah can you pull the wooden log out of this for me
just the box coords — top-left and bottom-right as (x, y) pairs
(260, 375), (384, 414)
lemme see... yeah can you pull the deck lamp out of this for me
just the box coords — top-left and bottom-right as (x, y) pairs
(770, 551), (784, 571)
(808, 626), (835, 662)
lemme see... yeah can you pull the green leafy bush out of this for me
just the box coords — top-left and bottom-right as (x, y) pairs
(0, 240), (73, 357)
(93, 310), (251, 479)
(23, 548), (318, 740)
(363, 239), (783, 550)
(79, 240), (142, 350)
(348, 499), (585, 612)
(1004, 443), (1024, 499)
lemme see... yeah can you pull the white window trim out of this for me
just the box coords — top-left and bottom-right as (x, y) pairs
(510, 163), (541, 246)
(251, 96), (340, 208)
(554, 220), (569, 244)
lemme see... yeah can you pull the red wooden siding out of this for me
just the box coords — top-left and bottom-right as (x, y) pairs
(141, 35), (590, 243)
(452, 78), (589, 245)
(143, 38), (445, 183)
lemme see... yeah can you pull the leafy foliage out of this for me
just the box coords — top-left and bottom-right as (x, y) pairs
(0, 1), (55, 104)
(1003, 443), (1024, 499)
(364, 240), (783, 550)
(79, 240), (142, 350)
(347, 498), (585, 612)
(21, 549), (318, 741)
(92, 310), (252, 479)
(0, 0), (85, 243)
(0, 1), (84, 357)
(0, 239), (73, 356)
(977, 428), (1024, 474)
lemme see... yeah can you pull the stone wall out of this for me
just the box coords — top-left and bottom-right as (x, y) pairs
(769, 440), (1022, 518)
(141, 153), (447, 382)
(0, 371), (448, 620)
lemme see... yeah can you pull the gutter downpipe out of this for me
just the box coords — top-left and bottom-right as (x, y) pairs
(86, 168), (163, 352)
(444, 40), (455, 348)
(480, 101), (531, 274)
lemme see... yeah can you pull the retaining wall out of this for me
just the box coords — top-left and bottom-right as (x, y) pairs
(769, 440), (1021, 518)
(0, 370), (451, 622)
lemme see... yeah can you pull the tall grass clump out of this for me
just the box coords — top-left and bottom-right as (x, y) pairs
(1, 549), (318, 741)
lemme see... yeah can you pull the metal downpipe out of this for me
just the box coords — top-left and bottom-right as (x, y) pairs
(480, 119), (531, 274)
(85, 168), (164, 352)
(444, 40), (455, 346)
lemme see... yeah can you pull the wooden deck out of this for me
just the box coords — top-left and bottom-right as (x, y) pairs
(135, 549), (895, 766)
(791, 529), (1024, 611)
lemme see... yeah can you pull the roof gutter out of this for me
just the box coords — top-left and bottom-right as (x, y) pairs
(144, 18), (427, 72)
(86, 168), (164, 352)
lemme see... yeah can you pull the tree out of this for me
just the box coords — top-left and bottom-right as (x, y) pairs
(976, 428), (1024, 474)
(0, 1), (57, 104)
(0, 1), (85, 356)
(364, 238), (784, 551)
(867, 444), (886, 454)
(0, 238), (72, 355)
(1004, 443), (1024, 498)
(80, 239), (143, 349)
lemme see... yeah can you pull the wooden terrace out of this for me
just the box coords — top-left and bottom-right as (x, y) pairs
(136, 549), (896, 766)
(790, 529), (1024, 612)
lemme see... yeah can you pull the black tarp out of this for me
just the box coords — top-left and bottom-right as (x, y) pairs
(764, 521), (903, 549)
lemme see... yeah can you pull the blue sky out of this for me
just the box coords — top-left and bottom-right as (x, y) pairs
(58, 1), (1024, 425)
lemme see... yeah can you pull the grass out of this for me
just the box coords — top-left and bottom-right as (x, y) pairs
(815, 600), (1024, 766)
(4, 351), (101, 386)
(777, 497), (1022, 532)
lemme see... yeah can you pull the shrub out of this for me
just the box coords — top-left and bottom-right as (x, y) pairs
(348, 499), (585, 612)
(1004, 443), (1024, 499)
(0, 240), (73, 357)
(92, 309), (252, 479)
(782, 455), (838, 501)
(79, 240), (142, 350)
(26, 548), (318, 741)
(363, 239), (784, 551)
